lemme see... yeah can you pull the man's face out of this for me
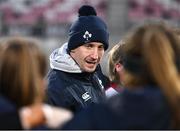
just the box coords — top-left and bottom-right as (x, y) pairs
(70, 42), (105, 72)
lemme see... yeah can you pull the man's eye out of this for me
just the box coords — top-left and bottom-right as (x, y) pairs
(84, 44), (92, 48)
(99, 46), (104, 50)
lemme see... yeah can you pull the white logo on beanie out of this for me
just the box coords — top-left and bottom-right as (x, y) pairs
(83, 31), (92, 41)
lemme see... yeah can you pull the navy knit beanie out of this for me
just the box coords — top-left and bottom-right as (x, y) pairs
(67, 5), (109, 51)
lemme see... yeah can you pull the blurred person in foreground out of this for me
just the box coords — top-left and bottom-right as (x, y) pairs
(0, 37), (72, 129)
(46, 5), (110, 112)
(105, 41), (125, 98)
(60, 23), (180, 129)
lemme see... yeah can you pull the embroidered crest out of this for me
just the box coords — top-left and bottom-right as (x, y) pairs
(83, 31), (92, 41)
(82, 92), (91, 102)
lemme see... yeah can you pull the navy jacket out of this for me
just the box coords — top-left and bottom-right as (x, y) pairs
(46, 43), (109, 112)
(0, 95), (22, 129)
(46, 68), (108, 112)
(62, 86), (172, 129)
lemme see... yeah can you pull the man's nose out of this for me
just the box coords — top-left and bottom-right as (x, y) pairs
(90, 48), (98, 59)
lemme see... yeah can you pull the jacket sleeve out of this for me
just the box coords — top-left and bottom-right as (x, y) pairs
(46, 85), (73, 109)
(0, 111), (22, 129)
(45, 70), (76, 111)
(0, 96), (22, 129)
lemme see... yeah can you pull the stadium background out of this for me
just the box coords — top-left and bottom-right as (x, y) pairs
(0, 0), (179, 75)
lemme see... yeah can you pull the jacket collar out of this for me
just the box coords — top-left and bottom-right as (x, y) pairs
(50, 43), (82, 73)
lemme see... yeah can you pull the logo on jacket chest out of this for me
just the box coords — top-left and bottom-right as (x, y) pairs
(82, 92), (91, 102)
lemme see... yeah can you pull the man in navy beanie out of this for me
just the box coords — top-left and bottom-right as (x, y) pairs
(46, 5), (110, 113)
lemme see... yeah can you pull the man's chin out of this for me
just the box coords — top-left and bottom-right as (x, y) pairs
(84, 67), (96, 73)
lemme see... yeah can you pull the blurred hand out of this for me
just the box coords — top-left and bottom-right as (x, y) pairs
(19, 104), (73, 129)
(20, 103), (45, 129)
(42, 104), (73, 128)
